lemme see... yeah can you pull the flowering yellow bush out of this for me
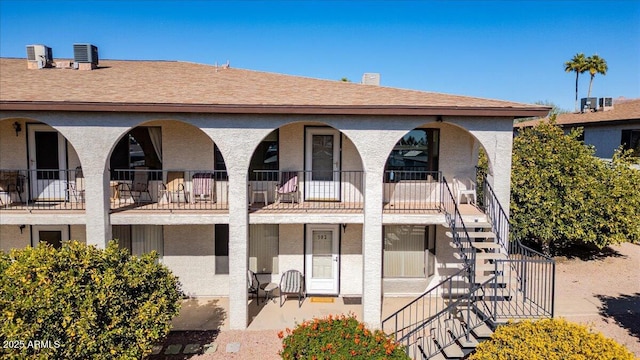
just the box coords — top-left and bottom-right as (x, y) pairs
(470, 318), (635, 360)
(279, 313), (409, 359)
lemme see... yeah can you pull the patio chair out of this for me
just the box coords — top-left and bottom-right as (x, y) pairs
(160, 171), (188, 204)
(247, 269), (265, 305)
(275, 171), (299, 204)
(453, 177), (477, 205)
(0, 170), (24, 206)
(66, 166), (85, 203)
(191, 172), (216, 203)
(279, 269), (305, 308)
(121, 167), (152, 204)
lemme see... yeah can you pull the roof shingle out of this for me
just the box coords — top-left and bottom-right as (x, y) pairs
(514, 99), (640, 128)
(0, 58), (549, 116)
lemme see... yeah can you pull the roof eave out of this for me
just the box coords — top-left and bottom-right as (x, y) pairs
(0, 101), (551, 117)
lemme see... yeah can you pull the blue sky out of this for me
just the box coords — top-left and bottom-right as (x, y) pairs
(1, 0), (638, 111)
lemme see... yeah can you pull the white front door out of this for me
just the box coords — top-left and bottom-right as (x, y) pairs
(304, 128), (340, 201)
(28, 124), (67, 201)
(31, 225), (69, 249)
(305, 224), (339, 295)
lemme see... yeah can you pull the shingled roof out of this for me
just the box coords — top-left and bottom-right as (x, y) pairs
(0, 57), (549, 117)
(515, 98), (640, 128)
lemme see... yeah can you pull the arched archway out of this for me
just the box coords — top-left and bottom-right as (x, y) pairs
(0, 118), (85, 207)
(246, 121), (365, 210)
(106, 119), (228, 210)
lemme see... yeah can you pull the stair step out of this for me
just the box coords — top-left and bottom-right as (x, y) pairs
(475, 252), (507, 260)
(470, 242), (501, 250)
(471, 323), (494, 338)
(467, 221), (492, 229)
(454, 332), (479, 348)
(446, 231), (496, 239)
(450, 241), (501, 251)
(464, 311), (495, 338)
(440, 341), (465, 358)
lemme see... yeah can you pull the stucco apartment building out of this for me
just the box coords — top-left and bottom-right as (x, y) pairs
(0, 45), (549, 330)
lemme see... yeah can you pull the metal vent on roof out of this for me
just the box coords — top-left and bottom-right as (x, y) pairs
(73, 44), (99, 65)
(25, 44), (53, 68)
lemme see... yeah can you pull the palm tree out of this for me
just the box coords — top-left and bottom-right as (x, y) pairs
(585, 54), (608, 98)
(564, 53), (587, 112)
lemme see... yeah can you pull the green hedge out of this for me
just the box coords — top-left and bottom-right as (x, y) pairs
(0, 241), (182, 359)
(470, 318), (635, 360)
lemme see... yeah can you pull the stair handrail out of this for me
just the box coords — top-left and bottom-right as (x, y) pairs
(483, 177), (556, 319)
(482, 178), (553, 260)
(383, 177), (479, 358)
(403, 275), (499, 359)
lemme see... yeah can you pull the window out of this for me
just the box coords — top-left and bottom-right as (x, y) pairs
(385, 129), (439, 181)
(383, 225), (436, 278)
(249, 224), (279, 274)
(112, 225), (163, 259)
(110, 127), (162, 180)
(249, 130), (279, 181)
(621, 129), (640, 157)
(215, 224), (229, 274)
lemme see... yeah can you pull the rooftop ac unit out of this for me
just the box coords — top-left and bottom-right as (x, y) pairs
(599, 97), (613, 109)
(73, 43), (98, 65)
(580, 97), (597, 112)
(26, 44), (53, 68)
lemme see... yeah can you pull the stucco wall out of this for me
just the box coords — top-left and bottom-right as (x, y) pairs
(162, 225), (227, 296)
(582, 123), (640, 158)
(340, 223), (363, 296)
(0, 225), (29, 251)
(277, 224), (304, 282)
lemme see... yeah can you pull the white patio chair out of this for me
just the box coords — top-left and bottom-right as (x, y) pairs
(453, 177), (477, 205)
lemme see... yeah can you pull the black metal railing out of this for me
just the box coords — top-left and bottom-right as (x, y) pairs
(0, 168), (85, 210)
(248, 170), (364, 211)
(383, 176), (476, 358)
(110, 169), (229, 211)
(383, 171), (442, 212)
(483, 178), (555, 320)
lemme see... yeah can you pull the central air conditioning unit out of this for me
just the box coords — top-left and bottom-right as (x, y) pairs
(73, 43), (99, 66)
(580, 97), (597, 112)
(26, 44), (53, 68)
(599, 97), (613, 111)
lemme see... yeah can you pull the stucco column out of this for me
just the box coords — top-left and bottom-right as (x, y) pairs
(226, 168), (249, 329)
(488, 130), (513, 215)
(362, 168), (384, 328)
(82, 163), (111, 248)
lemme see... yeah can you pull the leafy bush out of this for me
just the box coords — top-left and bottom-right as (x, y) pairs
(511, 119), (640, 255)
(469, 318), (635, 360)
(0, 241), (182, 359)
(279, 313), (409, 359)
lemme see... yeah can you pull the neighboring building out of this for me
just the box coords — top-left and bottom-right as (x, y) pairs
(0, 46), (549, 331)
(515, 98), (640, 159)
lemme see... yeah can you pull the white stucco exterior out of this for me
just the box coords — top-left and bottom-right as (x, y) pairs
(0, 111), (515, 329)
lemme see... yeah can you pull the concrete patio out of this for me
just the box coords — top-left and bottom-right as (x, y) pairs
(170, 295), (417, 331)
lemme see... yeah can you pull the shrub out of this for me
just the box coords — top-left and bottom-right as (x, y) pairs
(0, 240), (182, 360)
(279, 313), (409, 359)
(469, 318), (635, 360)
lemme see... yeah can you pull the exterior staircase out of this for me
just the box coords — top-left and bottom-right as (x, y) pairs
(383, 177), (555, 359)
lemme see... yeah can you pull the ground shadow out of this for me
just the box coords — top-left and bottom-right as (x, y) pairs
(146, 298), (226, 359)
(596, 292), (640, 340)
(553, 244), (625, 261)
